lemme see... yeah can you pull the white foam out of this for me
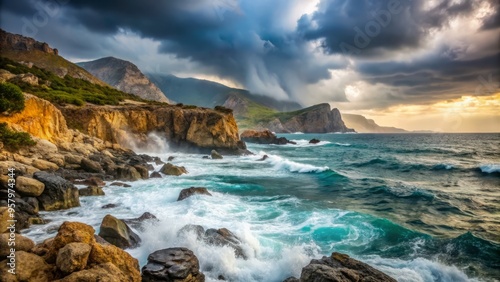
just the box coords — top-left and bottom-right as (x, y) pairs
(289, 139), (332, 147)
(262, 152), (330, 173)
(479, 164), (500, 173)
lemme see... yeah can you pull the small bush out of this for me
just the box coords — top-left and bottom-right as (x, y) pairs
(214, 105), (233, 114)
(0, 122), (36, 151)
(0, 82), (25, 114)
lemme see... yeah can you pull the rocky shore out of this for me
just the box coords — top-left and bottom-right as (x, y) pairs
(0, 94), (396, 281)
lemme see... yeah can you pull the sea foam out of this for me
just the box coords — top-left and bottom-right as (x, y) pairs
(479, 164), (500, 174)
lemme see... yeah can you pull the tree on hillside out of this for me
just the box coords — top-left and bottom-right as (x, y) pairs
(0, 82), (25, 115)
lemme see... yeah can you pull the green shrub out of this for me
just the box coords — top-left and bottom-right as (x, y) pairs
(0, 82), (25, 114)
(0, 122), (36, 151)
(214, 105), (233, 114)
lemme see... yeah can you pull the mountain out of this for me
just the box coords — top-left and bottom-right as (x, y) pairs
(342, 114), (408, 133)
(146, 73), (302, 111)
(77, 57), (170, 103)
(0, 29), (105, 86)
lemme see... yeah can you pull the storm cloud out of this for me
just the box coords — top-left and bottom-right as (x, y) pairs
(0, 0), (498, 109)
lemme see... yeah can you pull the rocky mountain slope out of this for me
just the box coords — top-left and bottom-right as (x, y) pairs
(146, 73), (302, 111)
(0, 29), (105, 86)
(78, 57), (170, 103)
(342, 114), (408, 133)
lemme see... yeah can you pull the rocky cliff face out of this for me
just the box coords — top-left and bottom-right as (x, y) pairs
(0, 29), (105, 85)
(61, 104), (246, 154)
(78, 57), (170, 103)
(342, 113), (408, 133)
(263, 104), (354, 133)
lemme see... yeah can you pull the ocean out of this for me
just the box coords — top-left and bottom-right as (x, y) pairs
(24, 133), (500, 282)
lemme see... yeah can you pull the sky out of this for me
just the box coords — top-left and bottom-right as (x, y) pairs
(1, 0), (499, 132)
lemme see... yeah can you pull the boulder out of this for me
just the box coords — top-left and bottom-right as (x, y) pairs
(150, 171), (162, 178)
(257, 155), (269, 161)
(88, 243), (141, 282)
(32, 159), (59, 171)
(204, 228), (247, 259)
(115, 165), (142, 181)
(16, 176), (45, 197)
(0, 251), (54, 281)
(0, 207), (10, 233)
(167, 156), (175, 162)
(309, 138), (320, 144)
(98, 214), (141, 249)
(33, 171), (80, 211)
(45, 221), (96, 263)
(160, 163), (188, 176)
(54, 263), (129, 282)
(211, 150), (223, 159)
(64, 154), (83, 165)
(122, 212), (158, 230)
(299, 252), (396, 282)
(79, 186), (105, 196)
(56, 242), (92, 273)
(133, 165), (149, 179)
(23, 197), (40, 213)
(80, 158), (103, 173)
(142, 248), (205, 282)
(177, 187), (212, 201)
(0, 233), (35, 257)
(240, 130), (293, 145)
(102, 203), (119, 209)
(73, 176), (105, 187)
(178, 225), (205, 240)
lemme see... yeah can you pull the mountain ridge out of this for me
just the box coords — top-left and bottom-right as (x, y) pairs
(342, 113), (408, 133)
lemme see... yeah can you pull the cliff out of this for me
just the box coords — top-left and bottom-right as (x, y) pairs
(60, 104), (246, 154)
(259, 104), (355, 133)
(342, 113), (408, 133)
(0, 29), (105, 85)
(78, 57), (170, 103)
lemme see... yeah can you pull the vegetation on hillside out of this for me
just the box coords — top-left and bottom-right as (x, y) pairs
(0, 57), (150, 106)
(0, 122), (36, 151)
(0, 82), (25, 114)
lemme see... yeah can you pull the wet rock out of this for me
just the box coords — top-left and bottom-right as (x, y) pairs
(167, 156), (175, 162)
(73, 176), (105, 187)
(257, 155), (269, 161)
(56, 242), (92, 273)
(177, 187), (212, 201)
(178, 224), (205, 240)
(204, 228), (247, 259)
(80, 158), (104, 173)
(0, 233), (35, 257)
(22, 196), (39, 213)
(283, 277), (299, 282)
(98, 214), (141, 249)
(150, 171), (162, 178)
(134, 165), (149, 179)
(115, 165), (142, 181)
(110, 182), (132, 188)
(202, 156), (210, 159)
(102, 203), (119, 209)
(309, 138), (320, 144)
(142, 248), (205, 282)
(211, 150), (223, 159)
(299, 252), (396, 282)
(16, 176), (45, 196)
(79, 186), (105, 196)
(122, 212), (159, 231)
(240, 130), (294, 145)
(160, 163), (188, 176)
(154, 157), (165, 165)
(33, 171), (80, 211)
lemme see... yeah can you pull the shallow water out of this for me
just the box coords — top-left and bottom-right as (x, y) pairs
(24, 133), (500, 282)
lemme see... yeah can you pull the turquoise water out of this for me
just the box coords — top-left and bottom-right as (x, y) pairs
(25, 133), (500, 282)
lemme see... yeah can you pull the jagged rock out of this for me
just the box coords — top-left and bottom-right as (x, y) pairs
(23, 197), (40, 213)
(80, 158), (103, 173)
(32, 159), (59, 171)
(150, 171), (162, 178)
(204, 228), (247, 259)
(98, 214), (141, 249)
(115, 165), (142, 181)
(167, 156), (175, 162)
(31, 237), (54, 257)
(89, 243), (141, 282)
(202, 156), (210, 159)
(0, 251), (54, 281)
(178, 225), (205, 240)
(56, 242), (92, 273)
(211, 150), (223, 159)
(142, 248), (205, 282)
(45, 222), (96, 263)
(257, 155), (269, 161)
(309, 138), (320, 144)
(16, 176), (45, 196)
(160, 163), (188, 176)
(240, 130), (293, 145)
(177, 187), (212, 201)
(299, 252), (396, 282)
(33, 171), (80, 211)
(283, 277), (299, 282)
(102, 203), (118, 209)
(64, 154), (83, 165)
(0, 233), (35, 257)
(133, 165), (149, 179)
(110, 182), (132, 188)
(73, 176), (105, 187)
(122, 212), (159, 231)
(79, 186), (105, 196)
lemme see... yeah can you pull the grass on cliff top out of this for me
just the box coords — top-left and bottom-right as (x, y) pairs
(0, 56), (153, 106)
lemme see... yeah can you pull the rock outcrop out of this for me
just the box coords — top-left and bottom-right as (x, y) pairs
(262, 104), (354, 133)
(240, 130), (293, 145)
(98, 214), (141, 249)
(60, 103), (248, 154)
(177, 187), (213, 201)
(78, 57), (170, 103)
(286, 252), (396, 282)
(33, 171), (80, 211)
(142, 248), (205, 282)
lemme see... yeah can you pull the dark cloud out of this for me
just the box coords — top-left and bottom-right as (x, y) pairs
(0, 0), (498, 108)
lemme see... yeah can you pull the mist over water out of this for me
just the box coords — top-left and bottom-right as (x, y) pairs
(24, 133), (500, 282)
